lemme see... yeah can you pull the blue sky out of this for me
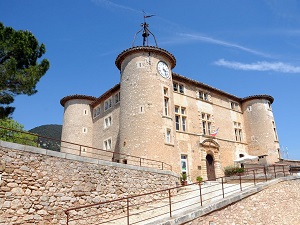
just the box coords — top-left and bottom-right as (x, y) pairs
(1, 1), (299, 159)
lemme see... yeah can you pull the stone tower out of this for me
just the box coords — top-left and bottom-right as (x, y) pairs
(60, 95), (95, 154)
(115, 21), (180, 172)
(242, 95), (280, 163)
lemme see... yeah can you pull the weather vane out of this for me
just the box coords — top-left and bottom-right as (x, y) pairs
(132, 11), (158, 47)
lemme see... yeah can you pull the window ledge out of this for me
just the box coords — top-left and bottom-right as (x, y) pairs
(162, 115), (173, 120)
(165, 143), (175, 147)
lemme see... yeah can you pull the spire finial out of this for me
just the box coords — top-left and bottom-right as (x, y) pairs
(132, 11), (158, 47)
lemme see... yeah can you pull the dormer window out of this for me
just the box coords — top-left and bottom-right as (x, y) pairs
(115, 92), (120, 104)
(104, 97), (112, 111)
(230, 101), (239, 111)
(173, 82), (184, 94)
(199, 91), (209, 101)
(93, 106), (101, 118)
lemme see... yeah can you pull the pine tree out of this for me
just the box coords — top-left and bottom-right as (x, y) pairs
(0, 22), (50, 118)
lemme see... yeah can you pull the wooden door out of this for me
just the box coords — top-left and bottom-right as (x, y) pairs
(206, 154), (216, 181)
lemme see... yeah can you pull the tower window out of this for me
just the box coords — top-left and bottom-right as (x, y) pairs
(272, 121), (278, 141)
(163, 87), (169, 116)
(163, 87), (168, 96)
(267, 101), (272, 110)
(164, 97), (169, 116)
(103, 138), (112, 150)
(175, 106), (187, 132)
(166, 129), (171, 143)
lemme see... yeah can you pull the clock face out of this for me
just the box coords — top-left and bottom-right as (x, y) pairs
(157, 61), (170, 78)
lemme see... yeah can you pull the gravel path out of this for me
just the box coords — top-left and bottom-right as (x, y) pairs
(187, 179), (300, 225)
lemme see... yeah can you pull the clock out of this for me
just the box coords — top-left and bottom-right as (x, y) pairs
(157, 61), (170, 78)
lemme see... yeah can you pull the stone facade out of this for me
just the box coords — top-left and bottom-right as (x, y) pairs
(60, 44), (281, 182)
(0, 142), (178, 225)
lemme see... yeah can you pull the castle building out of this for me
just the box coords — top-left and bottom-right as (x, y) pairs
(60, 22), (280, 181)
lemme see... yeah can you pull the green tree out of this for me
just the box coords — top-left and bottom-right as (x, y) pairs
(0, 22), (50, 118)
(0, 118), (37, 146)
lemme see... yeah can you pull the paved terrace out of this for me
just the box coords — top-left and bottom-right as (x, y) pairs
(187, 177), (300, 225)
(146, 176), (299, 225)
(66, 175), (298, 225)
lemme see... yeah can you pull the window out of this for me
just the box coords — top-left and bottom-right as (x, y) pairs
(175, 106), (187, 131)
(103, 138), (112, 150)
(82, 127), (87, 133)
(201, 113), (212, 135)
(104, 97), (112, 111)
(81, 147), (87, 152)
(175, 115), (180, 130)
(181, 155), (188, 176)
(163, 87), (169, 116)
(104, 115), (112, 128)
(247, 106), (252, 112)
(173, 83), (178, 92)
(93, 106), (101, 118)
(166, 129), (171, 143)
(173, 82), (184, 94)
(267, 101), (272, 110)
(230, 101), (239, 111)
(234, 122), (242, 142)
(139, 105), (144, 113)
(164, 98), (169, 116)
(115, 92), (120, 104)
(136, 61), (145, 68)
(163, 87), (168, 96)
(83, 109), (88, 115)
(199, 91), (209, 101)
(272, 121), (278, 141)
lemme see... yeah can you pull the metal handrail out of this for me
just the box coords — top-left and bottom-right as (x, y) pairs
(65, 164), (291, 225)
(0, 125), (172, 171)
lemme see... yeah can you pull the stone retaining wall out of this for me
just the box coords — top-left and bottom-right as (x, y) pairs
(0, 142), (178, 225)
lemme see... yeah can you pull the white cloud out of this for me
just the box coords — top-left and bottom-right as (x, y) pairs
(178, 33), (272, 58)
(214, 59), (300, 73)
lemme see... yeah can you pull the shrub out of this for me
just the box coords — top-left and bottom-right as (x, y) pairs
(180, 173), (187, 182)
(224, 165), (245, 176)
(196, 176), (203, 182)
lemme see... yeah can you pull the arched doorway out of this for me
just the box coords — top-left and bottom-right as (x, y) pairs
(206, 154), (216, 180)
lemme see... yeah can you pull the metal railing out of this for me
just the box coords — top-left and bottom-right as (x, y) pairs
(0, 125), (172, 171)
(65, 164), (291, 225)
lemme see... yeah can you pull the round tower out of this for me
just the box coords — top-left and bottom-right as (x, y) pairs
(242, 95), (280, 164)
(115, 21), (180, 172)
(60, 95), (95, 155)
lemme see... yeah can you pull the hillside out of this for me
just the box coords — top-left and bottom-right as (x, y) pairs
(29, 124), (62, 151)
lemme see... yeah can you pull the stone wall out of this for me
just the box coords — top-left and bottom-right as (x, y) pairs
(0, 141), (178, 225)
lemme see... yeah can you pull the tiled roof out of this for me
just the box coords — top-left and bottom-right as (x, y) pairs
(60, 72), (273, 108)
(242, 95), (274, 104)
(60, 95), (96, 106)
(115, 46), (176, 70)
(173, 73), (274, 103)
(90, 84), (120, 107)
